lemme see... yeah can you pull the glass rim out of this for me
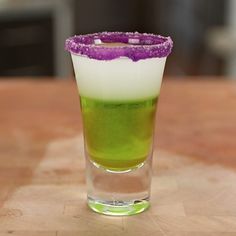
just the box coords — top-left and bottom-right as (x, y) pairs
(65, 31), (173, 61)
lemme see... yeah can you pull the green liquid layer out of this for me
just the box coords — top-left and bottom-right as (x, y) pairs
(80, 96), (158, 170)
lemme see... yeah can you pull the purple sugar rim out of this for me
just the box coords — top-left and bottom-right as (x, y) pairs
(65, 32), (173, 61)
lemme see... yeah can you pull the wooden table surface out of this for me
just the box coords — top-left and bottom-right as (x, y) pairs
(0, 78), (236, 235)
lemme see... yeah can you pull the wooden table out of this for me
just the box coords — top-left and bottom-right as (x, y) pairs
(0, 78), (236, 235)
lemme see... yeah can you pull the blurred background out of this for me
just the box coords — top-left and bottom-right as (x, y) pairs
(0, 0), (235, 78)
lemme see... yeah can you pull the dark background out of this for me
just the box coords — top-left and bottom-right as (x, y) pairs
(0, 0), (233, 78)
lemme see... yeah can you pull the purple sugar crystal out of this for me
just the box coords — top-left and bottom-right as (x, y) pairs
(65, 32), (173, 61)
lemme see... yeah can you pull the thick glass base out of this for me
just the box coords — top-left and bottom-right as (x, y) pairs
(85, 152), (152, 216)
(88, 197), (150, 216)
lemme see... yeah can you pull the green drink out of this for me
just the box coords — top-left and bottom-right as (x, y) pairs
(81, 96), (158, 170)
(66, 32), (173, 216)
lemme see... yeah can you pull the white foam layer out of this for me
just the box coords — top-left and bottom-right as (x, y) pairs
(71, 54), (166, 100)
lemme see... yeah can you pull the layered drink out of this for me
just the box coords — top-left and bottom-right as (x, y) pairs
(65, 32), (173, 215)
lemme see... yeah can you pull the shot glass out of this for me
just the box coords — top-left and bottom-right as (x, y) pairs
(65, 32), (173, 216)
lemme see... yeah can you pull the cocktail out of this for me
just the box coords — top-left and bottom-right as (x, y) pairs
(65, 32), (173, 215)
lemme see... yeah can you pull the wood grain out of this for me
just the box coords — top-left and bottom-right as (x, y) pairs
(0, 78), (236, 235)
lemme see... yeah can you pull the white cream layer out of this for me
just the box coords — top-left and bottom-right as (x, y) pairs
(71, 54), (166, 100)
